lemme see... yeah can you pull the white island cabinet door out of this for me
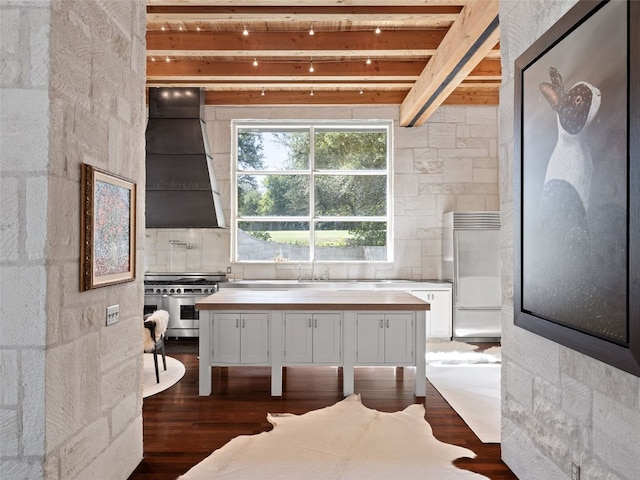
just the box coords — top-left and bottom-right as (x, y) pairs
(356, 314), (385, 364)
(284, 313), (313, 363)
(312, 313), (342, 364)
(211, 313), (241, 363)
(384, 313), (414, 364)
(240, 313), (270, 364)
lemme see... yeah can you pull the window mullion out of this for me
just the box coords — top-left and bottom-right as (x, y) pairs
(309, 125), (316, 262)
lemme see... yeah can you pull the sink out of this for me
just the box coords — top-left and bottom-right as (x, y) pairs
(221, 279), (418, 289)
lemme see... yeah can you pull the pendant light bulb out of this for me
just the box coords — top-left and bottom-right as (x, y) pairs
(253, 58), (258, 67)
(261, 87), (265, 96)
(366, 57), (372, 65)
(309, 24), (315, 36)
(375, 26), (381, 34)
(310, 88), (314, 97)
(242, 25), (249, 36)
(309, 60), (315, 73)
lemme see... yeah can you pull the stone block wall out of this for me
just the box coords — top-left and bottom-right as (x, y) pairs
(499, 1), (640, 479)
(1, 1), (146, 479)
(145, 104), (499, 280)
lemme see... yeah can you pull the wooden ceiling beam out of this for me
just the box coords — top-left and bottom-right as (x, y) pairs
(146, 58), (498, 79)
(399, 0), (499, 126)
(147, 59), (426, 77)
(157, 82), (414, 90)
(204, 89), (408, 105)
(146, 30), (449, 54)
(200, 85), (496, 106)
(148, 1), (469, 6)
(147, 5), (463, 23)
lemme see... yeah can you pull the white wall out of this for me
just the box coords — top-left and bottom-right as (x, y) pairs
(0, 2), (146, 479)
(499, 1), (640, 479)
(145, 104), (499, 281)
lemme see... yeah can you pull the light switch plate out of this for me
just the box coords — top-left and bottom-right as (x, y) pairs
(571, 462), (580, 480)
(106, 305), (120, 326)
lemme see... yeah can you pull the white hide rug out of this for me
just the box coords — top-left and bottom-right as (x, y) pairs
(426, 338), (501, 365)
(143, 354), (186, 398)
(179, 394), (489, 480)
(426, 364), (501, 443)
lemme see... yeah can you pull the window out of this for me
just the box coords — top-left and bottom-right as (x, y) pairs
(232, 121), (392, 263)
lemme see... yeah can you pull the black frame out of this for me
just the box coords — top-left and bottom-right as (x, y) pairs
(514, 0), (639, 376)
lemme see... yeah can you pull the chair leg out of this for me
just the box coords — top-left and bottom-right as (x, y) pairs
(161, 341), (167, 371)
(152, 350), (160, 384)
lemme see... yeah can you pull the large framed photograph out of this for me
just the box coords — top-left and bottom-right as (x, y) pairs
(80, 164), (137, 291)
(514, 0), (639, 375)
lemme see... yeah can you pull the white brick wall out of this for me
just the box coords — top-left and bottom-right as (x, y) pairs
(145, 104), (500, 281)
(0, 1), (146, 478)
(499, 1), (640, 479)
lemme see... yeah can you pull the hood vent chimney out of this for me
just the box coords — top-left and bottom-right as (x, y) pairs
(145, 87), (226, 228)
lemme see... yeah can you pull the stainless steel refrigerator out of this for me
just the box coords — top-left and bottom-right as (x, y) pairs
(442, 211), (501, 340)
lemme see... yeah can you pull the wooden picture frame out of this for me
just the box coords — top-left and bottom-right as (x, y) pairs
(514, 0), (639, 376)
(80, 164), (137, 291)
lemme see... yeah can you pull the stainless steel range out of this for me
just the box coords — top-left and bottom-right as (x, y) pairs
(144, 272), (226, 337)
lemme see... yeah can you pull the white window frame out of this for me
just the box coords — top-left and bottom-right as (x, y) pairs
(231, 120), (394, 264)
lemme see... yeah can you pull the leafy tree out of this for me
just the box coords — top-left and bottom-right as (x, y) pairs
(348, 222), (386, 246)
(258, 175), (309, 216)
(237, 132), (266, 215)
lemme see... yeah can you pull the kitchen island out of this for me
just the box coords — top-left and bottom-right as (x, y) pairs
(196, 289), (429, 397)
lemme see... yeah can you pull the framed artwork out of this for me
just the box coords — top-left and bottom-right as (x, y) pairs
(80, 164), (137, 291)
(514, 0), (639, 375)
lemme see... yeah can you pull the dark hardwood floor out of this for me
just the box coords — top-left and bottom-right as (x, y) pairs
(129, 339), (517, 480)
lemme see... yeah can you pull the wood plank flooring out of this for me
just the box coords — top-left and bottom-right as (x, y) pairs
(129, 339), (517, 480)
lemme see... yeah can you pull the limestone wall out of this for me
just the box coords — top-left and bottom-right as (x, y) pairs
(499, 1), (640, 479)
(0, 1), (146, 479)
(145, 104), (499, 280)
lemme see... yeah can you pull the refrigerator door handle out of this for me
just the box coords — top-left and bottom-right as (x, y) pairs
(453, 235), (459, 306)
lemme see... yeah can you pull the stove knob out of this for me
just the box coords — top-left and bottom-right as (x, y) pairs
(162, 288), (168, 294)
(156, 288), (161, 294)
(176, 288), (182, 294)
(169, 288), (175, 293)
(204, 288), (209, 294)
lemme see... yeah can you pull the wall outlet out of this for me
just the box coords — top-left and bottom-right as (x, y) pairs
(106, 305), (120, 326)
(227, 266), (232, 274)
(571, 462), (580, 480)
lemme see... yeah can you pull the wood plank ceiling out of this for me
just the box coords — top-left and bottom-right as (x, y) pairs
(146, 0), (500, 126)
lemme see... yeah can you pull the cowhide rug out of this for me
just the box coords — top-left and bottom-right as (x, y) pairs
(179, 394), (488, 479)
